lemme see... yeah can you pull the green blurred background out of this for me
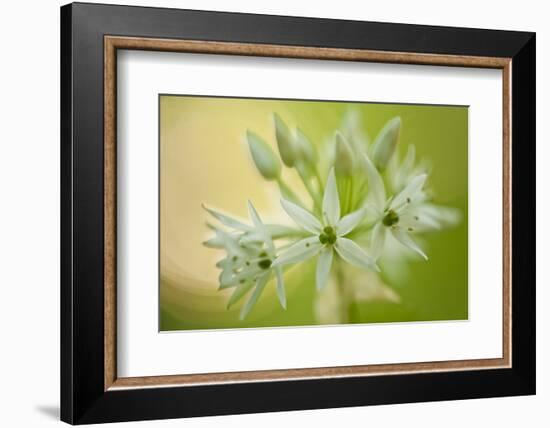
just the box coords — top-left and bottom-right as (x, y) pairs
(159, 95), (468, 331)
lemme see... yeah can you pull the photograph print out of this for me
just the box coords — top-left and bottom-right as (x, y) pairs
(159, 95), (468, 331)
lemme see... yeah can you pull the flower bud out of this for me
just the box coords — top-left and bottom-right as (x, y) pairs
(341, 109), (369, 152)
(372, 116), (401, 170)
(295, 128), (318, 165)
(246, 130), (281, 180)
(334, 131), (355, 176)
(273, 113), (297, 167)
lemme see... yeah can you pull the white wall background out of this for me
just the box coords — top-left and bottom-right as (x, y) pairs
(0, 0), (545, 426)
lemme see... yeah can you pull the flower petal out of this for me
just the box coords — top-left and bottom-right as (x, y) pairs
(227, 277), (256, 308)
(265, 224), (303, 238)
(399, 144), (416, 182)
(219, 268), (239, 289)
(240, 225), (302, 246)
(371, 222), (386, 260)
(203, 237), (224, 248)
(238, 231), (264, 245)
(272, 237), (322, 267)
(334, 237), (379, 272)
(363, 153), (386, 210)
(247, 200), (276, 253)
(202, 204), (252, 231)
(221, 264), (263, 290)
(316, 246), (334, 291)
(240, 273), (270, 320)
(336, 206), (367, 236)
(281, 199), (322, 234)
(399, 209), (440, 232)
(391, 228), (428, 260)
(322, 168), (340, 225)
(275, 267), (286, 309)
(247, 200), (265, 231)
(364, 202), (383, 221)
(389, 174), (427, 211)
(206, 226), (247, 255)
(417, 204), (461, 229)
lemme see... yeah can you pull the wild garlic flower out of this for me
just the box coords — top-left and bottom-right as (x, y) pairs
(365, 153), (436, 260)
(273, 169), (378, 291)
(203, 202), (287, 319)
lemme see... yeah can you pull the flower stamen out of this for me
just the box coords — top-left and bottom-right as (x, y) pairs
(382, 210), (399, 227)
(319, 225), (337, 245)
(258, 258), (272, 270)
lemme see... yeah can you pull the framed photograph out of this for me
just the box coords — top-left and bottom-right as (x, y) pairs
(60, 2), (535, 424)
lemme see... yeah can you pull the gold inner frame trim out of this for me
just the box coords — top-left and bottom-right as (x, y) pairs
(104, 35), (512, 391)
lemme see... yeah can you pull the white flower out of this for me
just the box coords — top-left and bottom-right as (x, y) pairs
(364, 153), (434, 260)
(272, 168), (379, 291)
(203, 201), (286, 319)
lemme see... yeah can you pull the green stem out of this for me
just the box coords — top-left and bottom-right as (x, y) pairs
(346, 178), (354, 214)
(354, 180), (368, 207)
(314, 167), (324, 194)
(270, 230), (309, 242)
(276, 177), (304, 207)
(339, 175), (353, 216)
(334, 260), (350, 323)
(350, 176), (367, 213)
(296, 165), (322, 211)
(336, 176), (345, 216)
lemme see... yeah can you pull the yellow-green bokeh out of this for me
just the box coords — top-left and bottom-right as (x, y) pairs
(160, 95), (468, 331)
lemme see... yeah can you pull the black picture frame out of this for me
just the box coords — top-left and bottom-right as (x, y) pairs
(61, 2), (535, 424)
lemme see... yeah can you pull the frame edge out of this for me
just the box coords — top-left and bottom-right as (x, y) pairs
(510, 32), (536, 394)
(60, 2), (74, 425)
(104, 34), (513, 390)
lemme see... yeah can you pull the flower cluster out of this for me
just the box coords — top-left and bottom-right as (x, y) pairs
(203, 110), (460, 319)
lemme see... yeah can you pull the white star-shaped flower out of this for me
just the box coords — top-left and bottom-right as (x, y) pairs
(203, 201), (286, 319)
(363, 153), (432, 260)
(272, 168), (379, 291)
